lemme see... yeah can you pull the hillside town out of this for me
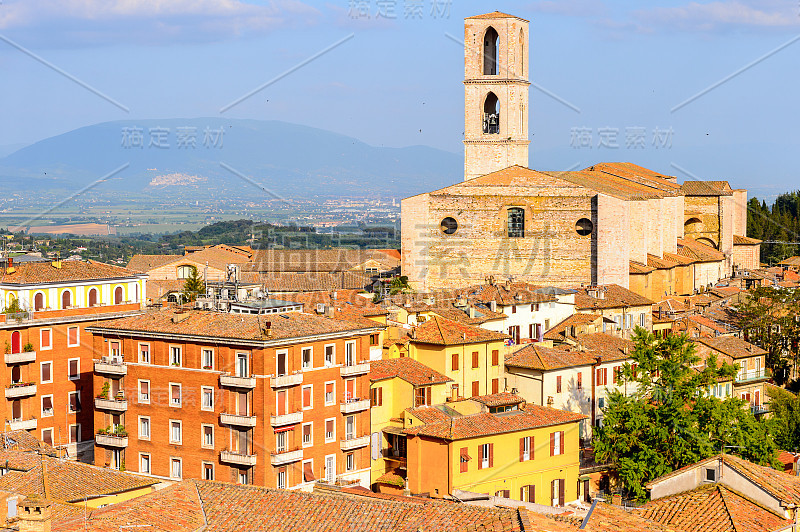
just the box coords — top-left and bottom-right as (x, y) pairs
(0, 9), (799, 532)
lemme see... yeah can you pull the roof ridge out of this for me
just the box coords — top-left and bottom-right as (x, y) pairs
(716, 485), (741, 532)
(190, 479), (210, 530)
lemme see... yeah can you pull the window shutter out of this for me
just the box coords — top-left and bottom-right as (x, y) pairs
(550, 432), (555, 456)
(556, 376), (562, 393)
(519, 437), (525, 462)
(603, 368), (608, 385)
(426, 387), (431, 406)
(492, 350), (499, 366)
(460, 447), (468, 473)
(488, 443), (494, 468)
(577, 372), (582, 389)
(559, 479), (565, 506)
(531, 436), (534, 460)
(478, 446), (484, 470)
(595, 368), (601, 384)
(551, 480), (555, 504)
(472, 381), (479, 398)
(520, 487), (525, 501)
(529, 485), (535, 503)
(560, 431), (565, 454)
(452, 353), (459, 371)
(492, 379), (499, 395)
(378, 387), (383, 406)
(472, 352), (479, 369)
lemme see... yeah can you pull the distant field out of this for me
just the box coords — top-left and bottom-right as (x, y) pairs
(115, 222), (209, 235)
(11, 223), (115, 236)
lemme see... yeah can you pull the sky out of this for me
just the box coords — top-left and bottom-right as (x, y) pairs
(0, 0), (798, 200)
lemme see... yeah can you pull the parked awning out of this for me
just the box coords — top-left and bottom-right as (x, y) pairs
(274, 425), (296, 433)
(303, 461), (315, 482)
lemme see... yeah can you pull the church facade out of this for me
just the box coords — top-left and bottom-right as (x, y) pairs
(401, 12), (756, 297)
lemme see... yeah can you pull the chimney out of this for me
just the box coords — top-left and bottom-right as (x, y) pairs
(7, 257), (12, 268)
(264, 321), (272, 338)
(17, 496), (52, 532)
(489, 301), (497, 313)
(468, 306), (476, 319)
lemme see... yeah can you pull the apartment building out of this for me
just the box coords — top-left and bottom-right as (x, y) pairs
(86, 308), (383, 489)
(695, 336), (770, 414)
(0, 260), (146, 459)
(573, 284), (654, 339)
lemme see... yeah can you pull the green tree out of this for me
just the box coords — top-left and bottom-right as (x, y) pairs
(181, 266), (205, 303)
(767, 386), (800, 452)
(387, 275), (410, 295)
(593, 328), (777, 500)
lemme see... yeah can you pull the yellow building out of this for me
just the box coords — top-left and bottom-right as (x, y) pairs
(403, 398), (585, 505)
(385, 315), (510, 398)
(369, 357), (453, 490)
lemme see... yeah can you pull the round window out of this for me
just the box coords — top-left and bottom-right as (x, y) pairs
(575, 218), (593, 236)
(440, 217), (458, 235)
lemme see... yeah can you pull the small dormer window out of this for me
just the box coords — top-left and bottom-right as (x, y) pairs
(705, 468), (717, 482)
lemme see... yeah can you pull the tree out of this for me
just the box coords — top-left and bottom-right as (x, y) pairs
(181, 266), (205, 303)
(593, 328), (777, 500)
(387, 276), (410, 295)
(767, 386), (800, 452)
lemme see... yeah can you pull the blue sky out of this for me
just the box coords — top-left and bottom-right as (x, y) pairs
(0, 0), (798, 199)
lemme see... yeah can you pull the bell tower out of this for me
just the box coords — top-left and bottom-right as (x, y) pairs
(463, 12), (530, 181)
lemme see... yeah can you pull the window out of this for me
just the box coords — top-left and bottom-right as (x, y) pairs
(109, 341), (121, 358)
(201, 387), (214, 411)
(440, 217), (458, 234)
(451, 353), (459, 371)
(302, 347), (313, 369)
(491, 378), (499, 394)
(139, 417), (151, 439)
(41, 428), (53, 447)
(551, 430), (564, 456)
(277, 432), (288, 454)
(483, 91), (500, 133)
(302, 422), (313, 447)
(170, 384), (181, 407)
(202, 425), (214, 448)
(67, 327), (79, 347)
(459, 447), (470, 473)
(491, 350), (499, 366)
(302, 385), (313, 409)
(479, 443), (493, 470)
(170, 346), (181, 367)
(139, 343), (150, 364)
(68, 358), (79, 380)
(507, 207), (525, 238)
(40, 362), (52, 384)
(551, 479), (565, 507)
(202, 349), (213, 369)
(640, 313), (646, 328)
(41, 395), (53, 417)
(203, 462), (214, 480)
(138, 380), (150, 404)
(140, 454), (151, 474)
(345, 341), (356, 366)
(68, 391), (81, 413)
(40, 329), (52, 350)
(170, 458), (182, 480)
(238, 471), (249, 485)
(577, 372), (582, 389)
(277, 467), (287, 489)
(345, 415), (355, 440)
(61, 290), (72, 310)
(344, 378), (355, 402)
(34, 291), (46, 311)
(325, 382), (335, 406)
(472, 351), (479, 369)
(512, 305), (517, 314)
(325, 418), (335, 442)
(236, 353), (249, 377)
(346, 453), (355, 472)
(596, 367), (608, 386)
(177, 265), (193, 279)
(575, 218), (593, 236)
(415, 387), (431, 407)
(521, 485), (535, 503)
(170, 420), (182, 444)
(706, 468), (717, 482)
(370, 387), (382, 407)
(370, 334), (379, 346)
(276, 350), (288, 376)
(472, 381), (480, 398)
(69, 424), (81, 443)
(324, 345), (335, 367)
(520, 436), (532, 461)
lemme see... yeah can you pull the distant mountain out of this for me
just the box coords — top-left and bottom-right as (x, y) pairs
(0, 118), (461, 198)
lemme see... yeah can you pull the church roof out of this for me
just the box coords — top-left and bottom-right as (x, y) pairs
(680, 180), (734, 196)
(584, 163), (681, 194)
(466, 12), (529, 21)
(733, 235), (762, 245)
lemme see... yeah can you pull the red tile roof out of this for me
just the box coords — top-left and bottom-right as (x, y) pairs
(370, 358), (452, 386)
(574, 333), (635, 363)
(126, 254), (180, 272)
(695, 336), (767, 360)
(0, 260), (141, 285)
(404, 403), (586, 440)
(573, 284), (654, 310)
(506, 344), (596, 370)
(471, 392), (525, 407)
(733, 235), (762, 245)
(680, 181), (734, 196)
(677, 238), (725, 262)
(411, 315), (509, 346)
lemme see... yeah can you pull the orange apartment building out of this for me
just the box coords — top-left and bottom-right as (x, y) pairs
(86, 308), (382, 489)
(0, 259), (147, 460)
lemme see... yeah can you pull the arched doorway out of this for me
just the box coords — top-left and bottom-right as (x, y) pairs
(88, 288), (98, 307)
(34, 292), (45, 311)
(114, 286), (124, 305)
(61, 290), (71, 310)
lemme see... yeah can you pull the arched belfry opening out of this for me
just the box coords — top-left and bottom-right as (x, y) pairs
(483, 27), (498, 75)
(483, 92), (500, 134)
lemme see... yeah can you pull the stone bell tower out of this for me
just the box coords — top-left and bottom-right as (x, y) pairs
(463, 12), (530, 181)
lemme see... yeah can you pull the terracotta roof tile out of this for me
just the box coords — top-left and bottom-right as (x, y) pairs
(677, 238), (726, 262)
(506, 344), (597, 370)
(695, 336), (767, 359)
(126, 254), (180, 272)
(0, 260), (141, 285)
(573, 284), (654, 310)
(370, 358), (452, 386)
(412, 315), (509, 346)
(471, 392), (525, 407)
(574, 333), (635, 363)
(680, 181), (734, 196)
(734, 235), (762, 245)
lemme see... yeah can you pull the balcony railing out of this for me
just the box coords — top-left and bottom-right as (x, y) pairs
(270, 373), (303, 388)
(5, 351), (36, 364)
(220, 450), (257, 466)
(382, 449), (407, 467)
(94, 359), (127, 376)
(270, 411), (303, 427)
(736, 368), (771, 383)
(8, 417), (37, 431)
(5, 384), (36, 399)
(95, 434), (128, 447)
(340, 399), (370, 414)
(270, 449), (302, 466)
(220, 374), (257, 389)
(340, 435), (370, 451)
(94, 398), (128, 412)
(340, 363), (370, 377)
(220, 413), (257, 428)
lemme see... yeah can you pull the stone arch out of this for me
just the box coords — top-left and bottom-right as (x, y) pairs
(483, 26), (498, 75)
(483, 92), (500, 134)
(684, 217), (703, 234)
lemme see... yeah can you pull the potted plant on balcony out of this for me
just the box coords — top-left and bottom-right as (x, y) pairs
(3, 342), (9, 355)
(97, 382), (109, 399)
(22, 342), (33, 353)
(115, 390), (124, 400)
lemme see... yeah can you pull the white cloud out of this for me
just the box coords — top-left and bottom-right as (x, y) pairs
(633, 0), (800, 33)
(0, 0), (321, 46)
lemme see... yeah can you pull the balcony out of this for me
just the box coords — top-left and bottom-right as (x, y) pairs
(736, 368), (771, 383)
(270, 411), (302, 427)
(270, 373), (303, 388)
(95, 434), (128, 448)
(270, 449), (302, 466)
(220, 374), (257, 389)
(220, 413), (257, 428)
(340, 399), (370, 414)
(220, 450), (257, 467)
(340, 435), (370, 451)
(340, 363), (370, 377)
(8, 417), (37, 431)
(382, 449), (407, 469)
(5, 351), (36, 364)
(94, 398), (128, 412)
(5, 383), (36, 399)
(94, 359), (127, 376)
